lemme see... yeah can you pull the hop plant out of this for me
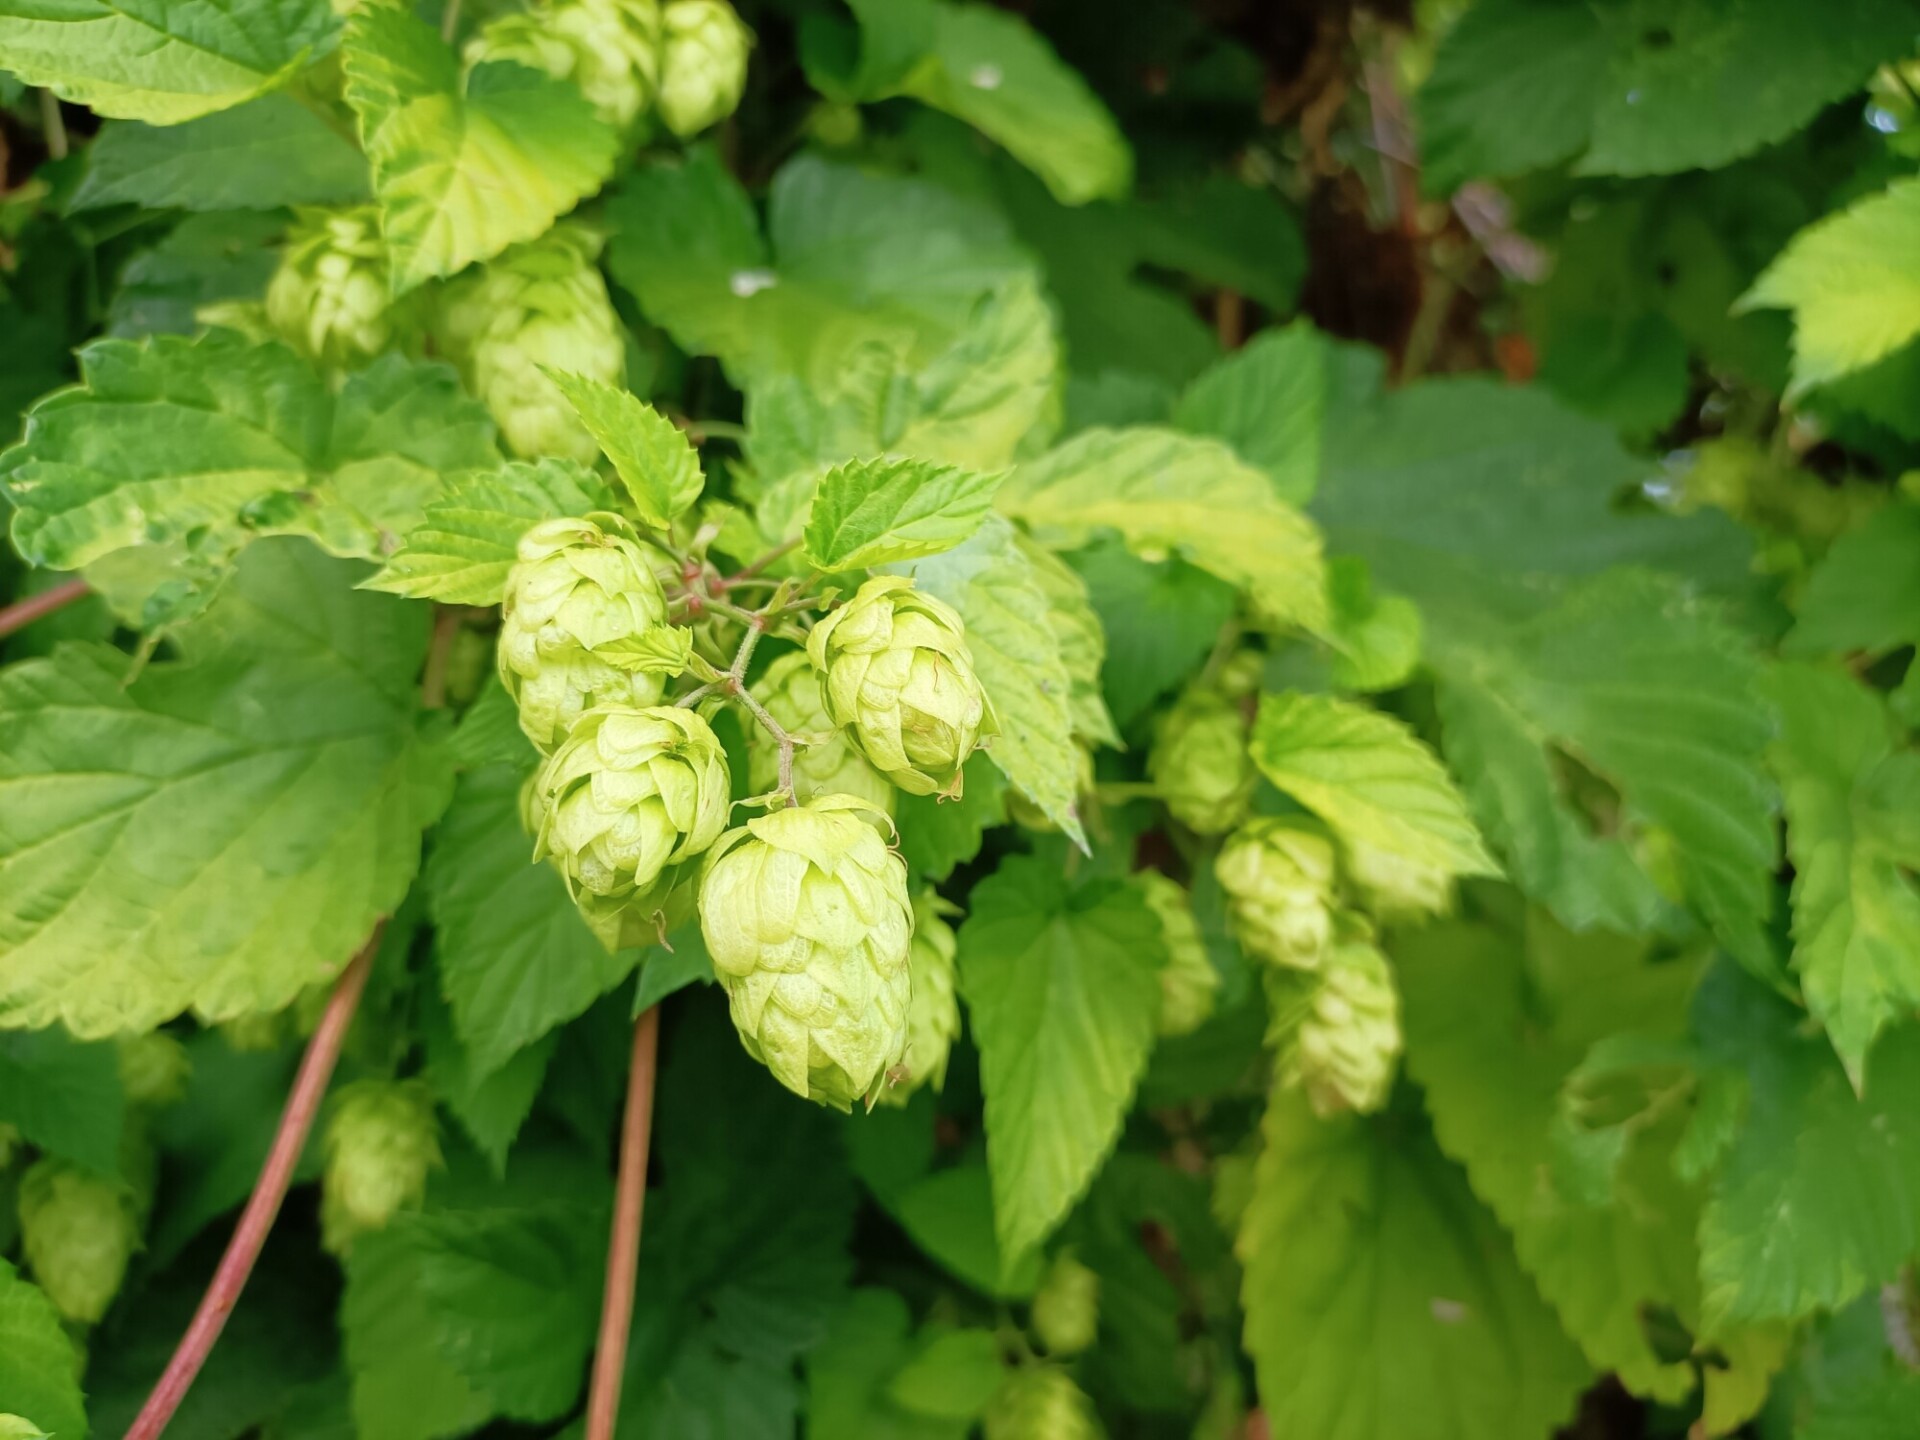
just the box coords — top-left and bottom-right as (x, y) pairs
(656, 0), (753, 136)
(466, 0), (663, 131)
(530, 705), (732, 939)
(17, 1160), (141, 1324)
(1008, 744), (1094, 832)
(0, 1417), (49, 1440)
(264, 206), (395, 371)
(1344, 839), (1454, 921)
(1030, 1252), (1101, 1357)
(117, 1031), (191, 1110)
(320, 1079), (441, 1254)
(1215, 818), (1336, 970)
(0, 1122), (19, 1171)
(877, 892), (960, 1106)
(1149, 685), (1255, 836)
(985, 1367), (1105, 1440)
(1276, 936), (1402, 1117)
(699, 796), (913, 1111)
(1134, 872), (1219, 1038)
(747, 651), (896, 813)
(807, 576), (988, 797)
(433, 226), (624, 463)
(498, 513), (675, 752)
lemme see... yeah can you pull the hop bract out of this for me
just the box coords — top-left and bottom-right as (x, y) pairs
(18, 1159), (140, 1323)
(433, 226), (624, 463)
(699, 796), (913, 1111)
(1030, 1252), (1101, 1357)
(984, 1367), (1103, 1440)
(531, 704), (731, 936)
(498, 513), (675, 752)
(876, 892), (959, 1106)
(747, 651), (895, 813)
(807, 576), (987, 797)
(320, 1079), (441, 1254)
(466, 0), (663, 131)
(1216, 818), (1336, 969)
(1135, 871), (1219, 1038)
(265, 206), (395, 371)
(1279, 936), (1402, 1117)
(656, 0), (753, 136)
(1149, 657), (1259, 835)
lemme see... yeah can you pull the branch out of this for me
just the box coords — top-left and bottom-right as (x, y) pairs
(0, 577), (89, 642)
(585, 1005), (664, 1440)
(125, 927), (385, 1440)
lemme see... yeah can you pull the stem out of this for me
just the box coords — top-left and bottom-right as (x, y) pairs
(126, 928), (384, 1440)
(0, 577), (89, 641)
(439, 0), (462, 42)
(419, 606), (462, 712)
(585, 1006), (663, 1440)
(729, 538), (800, 583)
(38, 90), (67, 160)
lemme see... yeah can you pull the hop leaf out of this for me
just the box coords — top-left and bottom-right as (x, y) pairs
(1029, 1252), (1100, 1357)
(1007, 745), (1094, 834)
(1344, 838), (1455, 922)
(497, 513), (676, 752)
(699, 796), (913, 1110)
(808, 576), (989, 797)
(0, 1417), (49, 1440)
(656, 0), (753, 137)
(0, 1124), (19, 1171)
(747, 651), (896, 813)
(1274, 933), (1402, 1117)
(1148, 680), (1255, 837)
(1215, 818), (1337, 970)
(465, 0), (664, 131)
(321, 1079), (442, 1254)
(1134, 872), (1219, 1038)
(433, 226), (626, 463)
(877, 892), (961, 1106)
(116, 1032), (192, 1111)
(265, 206), (398, 371)
(17, 1159), (141, 1324)
(530, 705), (733, 942)
(984, 1366), (1105, 1440)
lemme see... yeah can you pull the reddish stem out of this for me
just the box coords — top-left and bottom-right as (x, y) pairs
(585, 1005), (663, 1440)
(125, 927), (384, 1440)
(0, 577), (89, 641)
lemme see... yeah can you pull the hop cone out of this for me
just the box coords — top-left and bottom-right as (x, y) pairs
(117, 1032), (191, 1110)
(321, 1079), (441, 1254)
(434, 225), (624, 463)
(1148, 687), (1254, 836)
(1134, 872), (1218, 1038)
(699, 796), (913, 1110)
(1215, 818), (1336, 970)
(498, 513), (675, 752)
(747, 651), (895, 813)
(876, 892), (959, 1106)
(265, 206), (394, 370)
(1278, 937), (1402, 1117)
(531, 705), (732, 938)
(0, 1417), (48, 1440)
(1030, 1252), (1100, 1357)
(1345, 839), (1454, 921)
(466, 0), (663, 130)
(985, 1367), (1106, 1440)
(18, 1160), (140, 1324)
(656, 0), (752, 136)
(808, 576), (987, 797)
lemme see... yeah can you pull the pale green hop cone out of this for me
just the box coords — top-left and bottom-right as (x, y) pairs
(1215, 817), (1336, 970)
(656, 0), (753, 136)
(17, 1159), (141, 1324)
(466, 0), (663, 130)
(807, 576), (987, 797)
(699, 796), (913, 1110)
(433, 225), (624, 463)
(265, 206), (395, 371)
(985, 1366), (1106, 1440)
(1030, 1251), (1101, 1357)
(876, 892), (959, 1106)
(117, 1031), (191, 1110)
(1278, 936), (1402, 1117)
(747, 650), (896, 813)
(498, 513), (675, 752)
(320, 1079), (441, 1254)
(1133, 871), (1219, 1038)
(1149, 683), (1255, 836)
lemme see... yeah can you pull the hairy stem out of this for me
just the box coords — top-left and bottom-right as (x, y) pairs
(439, 0), (462, 42)
(730, 537), (800, 583)
(419, 606), (464, 712)
(125, 928), (384, 1440)
(0, 577), (89, 642)
(38, 90), (67, 160)
(586, 1005), (663, 1440)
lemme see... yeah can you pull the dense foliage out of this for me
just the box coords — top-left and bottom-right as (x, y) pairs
(2, 1), (1919, 1437)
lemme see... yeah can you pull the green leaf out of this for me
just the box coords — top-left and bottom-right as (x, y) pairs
(1694, 966), (1920, 1327)
(890, 1163), (1042, 1299)
(425, 764), (637, 1078)
(895, 752), (1007, 882)
(1067, 540), (1236, 730)
(422, 983), (554, 1176)
(806, 1289), (986, 1440)
(1000, 427), (1328, 632)
(1766, 665), (1920, 1088)
(0, 540), (455, 1037)
(1800, 1367), (1920, 1440)
(0, 333), (497, 626)
(366, 459), (616, 606)
(341, 6), (618, 293)
(72, 97), (369, 212)
(886, 1331), (1001, 1420)
(1787, 504), (1920, 660)
(106, 211), (282, 340)
(544, 372), (703, 530)
(1172, 322), (1326, 506)
(0, 1029), (123, 1176)
(1249, 691), (1499, 882)
(1237, 1090), (1590, 1440)
(908, 517), (1084, 844)
(0, 0), (333, 123)
(1019, 536), (1117, 750)
(804, 458), (1003, 571)
(832, 0), (1130, 205)
(0, 1260), (87, 1440)
(958, 858), (1165, 1270)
